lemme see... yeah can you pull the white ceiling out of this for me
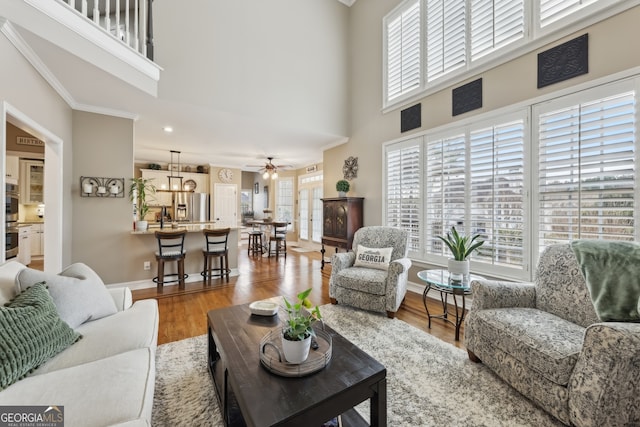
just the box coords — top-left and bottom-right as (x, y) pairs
(5, 0), (352, 172)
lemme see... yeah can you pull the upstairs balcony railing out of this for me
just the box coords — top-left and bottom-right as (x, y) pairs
(58, 0), (154, 60)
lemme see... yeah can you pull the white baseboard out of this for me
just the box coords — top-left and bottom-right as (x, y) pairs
(106, 268), (240, 291)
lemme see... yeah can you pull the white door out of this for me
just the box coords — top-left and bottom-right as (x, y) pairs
(297, 172), (323, 248)
(213, 183), (237, 227)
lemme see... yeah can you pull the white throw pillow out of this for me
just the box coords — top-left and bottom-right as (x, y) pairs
(16, 263), (117, 328)
(354, 245), (393, 271)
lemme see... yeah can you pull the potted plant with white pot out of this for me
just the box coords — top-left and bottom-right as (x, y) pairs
(281, 288), (322, 364)
(437, 226), (484, 284)
(129, 177), (156, 232)
(336, 179), (350, 197)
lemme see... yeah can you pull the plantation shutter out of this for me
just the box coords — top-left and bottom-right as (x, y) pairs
(425, 133), (466, 256)
(469, 116), (526, 268)
(537, 88), (636, 249)
(386, 140), (422, 252)
(471, 0), (525, 60)
(539, 0), (598, 28)
(386, 0), (421, 102)
(425, 0), (466, 82)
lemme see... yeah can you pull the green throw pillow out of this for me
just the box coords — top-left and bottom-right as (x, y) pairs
(0, 282), (81, 390)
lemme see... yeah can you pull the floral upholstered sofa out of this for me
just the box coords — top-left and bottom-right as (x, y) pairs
(465, 243), (640, 427)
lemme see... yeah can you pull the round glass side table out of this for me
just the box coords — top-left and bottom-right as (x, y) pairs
(417, 269), (483, 341)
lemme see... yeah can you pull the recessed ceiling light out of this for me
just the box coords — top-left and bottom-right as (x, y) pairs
(163, 126), (173, 133)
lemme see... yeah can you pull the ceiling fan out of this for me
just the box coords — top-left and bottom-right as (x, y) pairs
(246, 157), (292, 179)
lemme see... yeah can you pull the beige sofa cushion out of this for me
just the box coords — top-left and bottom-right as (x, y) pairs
(32, 299), (158, 376)
(0, 348), (156, 427)
(0, 260), (26, 305)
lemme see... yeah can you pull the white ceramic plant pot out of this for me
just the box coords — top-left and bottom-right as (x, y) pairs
(338, 191), (347, 197)
(447, 259), (469, 284)
(136, 220), (149, 232)
(281, 333), (312, 364)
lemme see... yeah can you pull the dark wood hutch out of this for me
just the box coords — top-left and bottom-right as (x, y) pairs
(320, 197), (364, 269)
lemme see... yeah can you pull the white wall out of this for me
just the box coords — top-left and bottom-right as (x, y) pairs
(0, 33), (74, 269)
(154, 0), (350, 139)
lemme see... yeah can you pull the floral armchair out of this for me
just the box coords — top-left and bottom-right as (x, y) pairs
(465, 244), (640, 427)
(329, 226), (411, 318)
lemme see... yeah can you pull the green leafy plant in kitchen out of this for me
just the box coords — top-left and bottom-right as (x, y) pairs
(282, 288), (322, 341)
(336, 179), (350, 193)
(437, 226), (484, 261)
(129, 177), (156, 221)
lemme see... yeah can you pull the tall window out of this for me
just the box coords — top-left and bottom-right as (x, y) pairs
(385, 139), (422, 252)
(385, 0), (421, 101)
(469, 117), (526, 268)
(384, 76), (639, 280)
(535, 84), (636, 250)
(384, 0), (633, 106)
(276, 178), (294, 225)
(424, 114), (526, 271)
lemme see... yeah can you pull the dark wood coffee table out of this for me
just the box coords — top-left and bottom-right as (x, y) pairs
(207, 301), (387, 426)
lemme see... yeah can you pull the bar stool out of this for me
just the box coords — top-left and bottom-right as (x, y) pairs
(247, 224), (263, 256)
(269, 221), (288, 260)
(153, 230), (187, 288)
(201, 228), (231, 284)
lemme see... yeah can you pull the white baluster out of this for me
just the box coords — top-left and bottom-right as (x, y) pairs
(115, 0), (120, 40)
(93, 0), (100, 24)
(140, 0), (147, 57)
(68, 0), (75, 10)
(134, 0), (139, 51)
(125, 0), (130, 45)
(105, 0), (111, 34)
(81, 0), (87, 17)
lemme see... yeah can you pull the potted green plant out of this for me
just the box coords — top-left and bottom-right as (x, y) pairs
(336, 179), (350, 197)
(437, 226), (484, 282)
(281, 288), (322, 363)
(129, 177), (156, 231)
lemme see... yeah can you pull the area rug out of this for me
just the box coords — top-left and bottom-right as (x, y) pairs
(152, 304), (563, 427)
(289, 247), (318, 253)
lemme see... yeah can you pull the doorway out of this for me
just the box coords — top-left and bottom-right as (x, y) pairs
(2, 102), (63, 273)
(297, 172), (323, 249)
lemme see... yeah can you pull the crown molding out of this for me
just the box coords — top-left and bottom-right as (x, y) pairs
(337, 0), (357, 6)
(1, 20), (75, 107)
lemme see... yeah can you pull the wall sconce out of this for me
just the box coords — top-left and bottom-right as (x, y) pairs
(80, 177), (125, 197)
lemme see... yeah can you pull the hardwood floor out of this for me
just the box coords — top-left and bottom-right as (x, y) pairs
(132, 245), (466, 349)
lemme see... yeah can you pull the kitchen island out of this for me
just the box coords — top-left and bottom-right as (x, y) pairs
(131, 222), (240, 287)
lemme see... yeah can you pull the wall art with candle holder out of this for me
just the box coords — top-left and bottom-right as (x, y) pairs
(80, 176), (125, 197)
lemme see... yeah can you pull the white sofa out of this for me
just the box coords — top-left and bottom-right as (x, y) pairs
(0, 261), (159, 427)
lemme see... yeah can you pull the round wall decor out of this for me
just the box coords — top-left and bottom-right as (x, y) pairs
(218, 168), (234, 183)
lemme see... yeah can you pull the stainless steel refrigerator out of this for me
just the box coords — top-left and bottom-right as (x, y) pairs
(174, 192), (209, 222)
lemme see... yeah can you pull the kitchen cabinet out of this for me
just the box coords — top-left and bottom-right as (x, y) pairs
(20, 159), (44, 204)
(29, 223), (44, 257)
(141, 169), (210, 206)
(17, 225), (31, 265)
(6, 155), (19, 183)
(320, 197), (364, 269)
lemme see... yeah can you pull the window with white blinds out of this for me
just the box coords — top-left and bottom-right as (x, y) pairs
(470, 117), (526, 268)
(384, 0), (631, 106)
(276, 178), (294, 225)
(385, 141), (422, 252)
(471, 0), (525, 60)
(425, 0), (466, 82)
(425, 133), (466, 256)
(536, 86), (636, 249)
(385, 0), (421, 102)
(539, 0), (597, 28)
